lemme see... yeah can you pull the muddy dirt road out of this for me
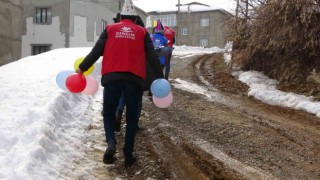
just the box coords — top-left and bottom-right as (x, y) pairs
(86, 53), (320, 180)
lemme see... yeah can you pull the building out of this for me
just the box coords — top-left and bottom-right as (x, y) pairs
(0, 0), (23, 66)
(146, 3), (232, 48)
(21, 0), (147, 58)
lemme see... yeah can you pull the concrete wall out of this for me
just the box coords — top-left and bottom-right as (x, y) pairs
(97, 0), (122, 13)
(19, 0), (147, 58)
(22, 0), (70, 34)
(179, 10), (230, 48)
(21, 16), (66, 57)
(69, 0), (115, 47)
(0, 0), (23, 66)
(21, 0), (70, 57)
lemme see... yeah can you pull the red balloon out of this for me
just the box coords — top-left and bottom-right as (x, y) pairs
(65, 73), (87, 93)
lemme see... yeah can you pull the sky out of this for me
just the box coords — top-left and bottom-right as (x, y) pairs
(133, 0), (236, 13)
(1, 44), (320, 179)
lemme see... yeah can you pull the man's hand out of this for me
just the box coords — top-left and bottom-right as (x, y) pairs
(76, 68), (84, 74)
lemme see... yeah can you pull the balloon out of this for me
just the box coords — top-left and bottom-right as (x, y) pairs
(153, 20), (157, 27)
(151, 78), (171, 98)
(65, 73), (87, 93)
(81, 75), (99, 95)
(74, 57), (94, 76)
(56, 70), (74, 91)
(153, 92), (173, 108)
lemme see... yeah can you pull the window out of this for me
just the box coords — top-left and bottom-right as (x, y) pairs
(200, 39), (208, 47)
(200, 18), (209, 27)
(181, 27), (188, 35)
(101, 20), (107, 34)
(35, 7), (52, 24)
(32, 45), (51, 55)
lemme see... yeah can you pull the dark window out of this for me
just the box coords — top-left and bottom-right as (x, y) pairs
(35, 7), (52, 24)
(32, 45), (51, 55)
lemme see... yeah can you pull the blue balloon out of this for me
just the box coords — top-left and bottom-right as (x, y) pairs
(56, 70), (74, 91)
(151, 78), (171, 98)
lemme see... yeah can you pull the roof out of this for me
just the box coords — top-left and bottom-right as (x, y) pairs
(148, 6), (232, 16)
(149, 3), (232, 13)
(181, 2), (210, 7)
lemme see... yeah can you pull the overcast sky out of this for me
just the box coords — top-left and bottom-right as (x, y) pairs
(133, 0), (236, 13)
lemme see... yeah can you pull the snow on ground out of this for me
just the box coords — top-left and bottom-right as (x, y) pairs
(237, 71), (320, 117)
(0, 45), (319, 179)
(0, 48), (102, 179)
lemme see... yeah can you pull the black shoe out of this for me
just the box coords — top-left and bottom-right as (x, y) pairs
(124, 154), (136, 167)
(115, 114), (122, 132)
(103, 144), (116, 164)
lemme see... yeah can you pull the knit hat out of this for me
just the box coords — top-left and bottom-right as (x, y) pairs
(154, 20), (164, 34)
(121, 0), (137, 16)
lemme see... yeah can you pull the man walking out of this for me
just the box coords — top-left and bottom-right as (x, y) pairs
(76, 0), (163, 166)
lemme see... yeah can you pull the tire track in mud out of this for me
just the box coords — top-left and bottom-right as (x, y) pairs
(182, 53), (320, 179)
(144, 98), (274, 180)
(193, 54), (320, 147)
(138, 53), (276, 179)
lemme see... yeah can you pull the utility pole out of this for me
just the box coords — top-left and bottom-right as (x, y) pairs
(177, 0), (181, 45)
(118, 0), (123, 11)
(236, 0), (239, 18)
(245, 0), (249, 20)
(233, 0), (240, 50)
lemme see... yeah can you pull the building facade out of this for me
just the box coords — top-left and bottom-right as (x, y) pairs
(21, 0), (147, 58)
(0, 0), (23, 66)
(147, 8), (232, 48)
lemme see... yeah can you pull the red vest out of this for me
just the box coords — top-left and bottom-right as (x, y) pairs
(164, 26), (175, 47)
(102, 19), (147, 79)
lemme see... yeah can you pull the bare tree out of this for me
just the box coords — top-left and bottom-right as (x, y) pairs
(231, 0), (320, 93)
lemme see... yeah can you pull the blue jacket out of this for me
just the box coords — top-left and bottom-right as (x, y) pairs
(151, 33), (168, 65)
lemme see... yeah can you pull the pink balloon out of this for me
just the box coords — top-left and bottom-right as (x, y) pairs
(81, 75), (99, 95)
(152, 92), (173, 108)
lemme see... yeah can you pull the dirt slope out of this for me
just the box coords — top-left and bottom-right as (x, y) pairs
(85, 53), (320, 180)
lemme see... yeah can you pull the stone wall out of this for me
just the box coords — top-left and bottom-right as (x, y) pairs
(0, 0), (23, 66)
